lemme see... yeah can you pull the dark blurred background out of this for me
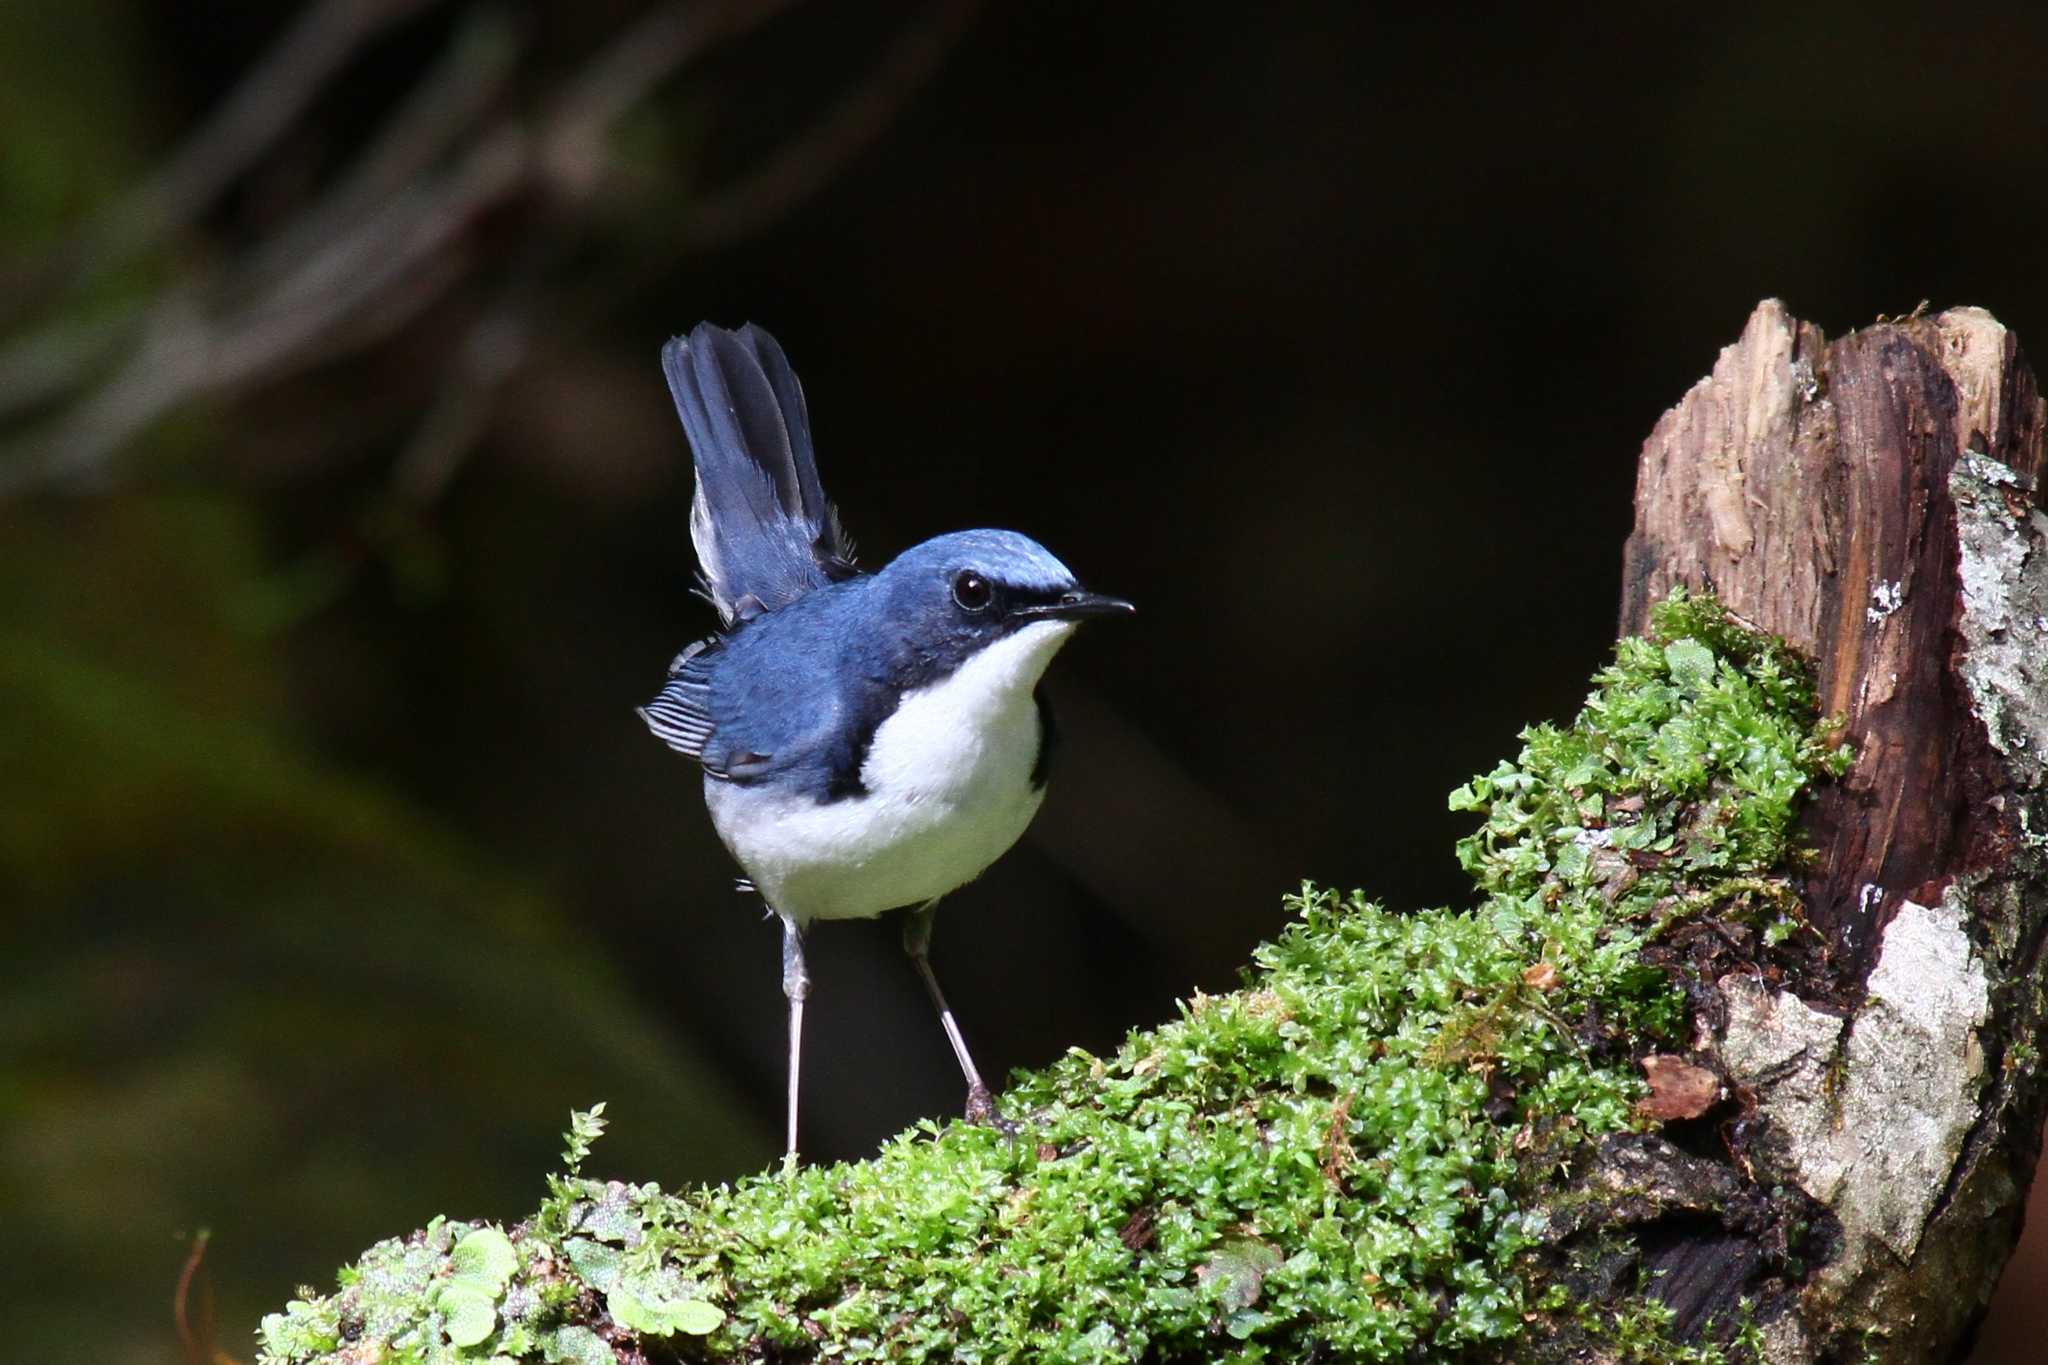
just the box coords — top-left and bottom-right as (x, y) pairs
(5, 2), (2047, 1361)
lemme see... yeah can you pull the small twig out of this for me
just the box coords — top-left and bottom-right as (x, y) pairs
(1320, 1091), (1357, 1188)
(173, 1228), (224, 1365)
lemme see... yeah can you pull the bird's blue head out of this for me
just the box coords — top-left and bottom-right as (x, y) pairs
(865, 529), (1133, 686)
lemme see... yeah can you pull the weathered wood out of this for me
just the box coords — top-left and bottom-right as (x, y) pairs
(1616, 300), (2048, 1363)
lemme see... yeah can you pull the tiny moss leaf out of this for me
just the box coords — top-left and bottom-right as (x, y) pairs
(671, 1300), (726, 1335)
(540, 1325), (613, 1365)
(559, 1236), (621, 1292)
(1663, 637), (1717, 692)
(608, 1275), (724, 1337)
(436, 1284), (498, 1347)
(447, 1227), (518, 1295)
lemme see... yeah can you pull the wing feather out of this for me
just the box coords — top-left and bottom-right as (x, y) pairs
(637, 640), (718, 761)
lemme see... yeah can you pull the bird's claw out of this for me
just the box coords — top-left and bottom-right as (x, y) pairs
(964, 1082), (1021, 1141)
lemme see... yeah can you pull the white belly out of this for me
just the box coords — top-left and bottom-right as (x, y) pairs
(705, 621), (1073, 922)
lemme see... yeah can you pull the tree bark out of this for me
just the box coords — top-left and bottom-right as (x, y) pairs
(1615, 300), (2048, 1363)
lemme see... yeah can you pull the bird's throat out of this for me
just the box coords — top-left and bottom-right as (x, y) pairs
(861, 620), (1075, 801)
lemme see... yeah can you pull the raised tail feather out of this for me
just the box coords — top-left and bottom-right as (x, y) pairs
(663, 323), (853, 623)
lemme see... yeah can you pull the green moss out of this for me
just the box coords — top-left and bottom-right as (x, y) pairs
(258, 592), (1846, 1363)
(1572, 1291), (1765, 1365)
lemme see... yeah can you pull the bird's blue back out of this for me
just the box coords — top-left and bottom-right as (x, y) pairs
(688, 576), (884, 797)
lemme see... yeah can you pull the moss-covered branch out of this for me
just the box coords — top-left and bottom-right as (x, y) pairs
(257, 594), (1850, 1364)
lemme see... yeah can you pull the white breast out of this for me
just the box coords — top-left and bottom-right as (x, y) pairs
(705, 620), (1076, 922)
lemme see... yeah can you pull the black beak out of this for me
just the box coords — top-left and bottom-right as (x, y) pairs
(1015, 589), (1136, 622)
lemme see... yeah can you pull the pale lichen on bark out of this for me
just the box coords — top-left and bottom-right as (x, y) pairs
(1719, 894), (1990, 1279)
(1954, 452), (2048, 799)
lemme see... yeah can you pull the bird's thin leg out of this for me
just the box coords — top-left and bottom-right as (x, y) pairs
(902, 900), (1001, 1126)
(779, 913), (811, 1159)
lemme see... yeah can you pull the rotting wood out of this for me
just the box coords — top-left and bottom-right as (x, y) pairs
(1610, 300), (2048, 1364)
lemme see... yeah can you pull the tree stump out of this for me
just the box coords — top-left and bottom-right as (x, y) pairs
(1618, 300), (2048, 1363)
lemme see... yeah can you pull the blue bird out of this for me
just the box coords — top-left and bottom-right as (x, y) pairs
(639, 322), (1133, 1156)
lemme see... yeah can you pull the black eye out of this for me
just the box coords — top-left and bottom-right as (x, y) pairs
(952, 570), (993, 611)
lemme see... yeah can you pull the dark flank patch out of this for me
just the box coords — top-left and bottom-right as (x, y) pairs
(1031, 684), (1059, 788)
(817, 676), (899, 803)
(819, 732), (873, 802)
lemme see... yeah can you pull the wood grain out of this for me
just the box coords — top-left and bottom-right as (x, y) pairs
(1619, 300), (2046, 978)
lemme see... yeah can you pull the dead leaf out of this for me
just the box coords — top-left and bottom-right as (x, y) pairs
(1636, 1054), (1720, 1121)
(1196, 1236), (1282, 1311)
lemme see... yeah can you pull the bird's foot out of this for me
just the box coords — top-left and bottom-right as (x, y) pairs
(964, 1082), (1021, 1140)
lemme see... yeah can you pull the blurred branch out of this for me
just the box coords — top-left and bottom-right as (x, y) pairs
(237, 3), (524, 304)
(541, 0), (797, 189)
(682, 0), (984, 250)
(389, 297), (529, 506)
(11, 0), (438, 324)
(0, 308), (140, 415)
(0, 2), (502, 417)
(0, 0), (974, 502)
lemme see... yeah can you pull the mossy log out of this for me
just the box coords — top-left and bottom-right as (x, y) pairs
(258, 304), (2048, 1365)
